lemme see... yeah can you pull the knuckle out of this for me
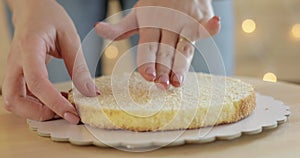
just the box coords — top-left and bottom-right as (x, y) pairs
(157, 50), (174, 59)
(61, 28), (81, 42)
(201, 10), (209, 19)
(191, 21), (205, 39)
(147, 43), (158, 53)
(180, 44), (194, 57)
(156, 50), (174, 74)
(195, 27), (203, 39)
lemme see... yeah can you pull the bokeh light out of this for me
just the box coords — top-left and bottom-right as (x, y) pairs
(242, 19), (256, 33)
(291, 24), (300, 39)
(105, 45), (119, 59)
(263, 72), (277, 82)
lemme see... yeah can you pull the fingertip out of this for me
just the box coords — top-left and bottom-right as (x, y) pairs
(64, 112), (80, 124)
(94, 22), (100, 28)
(94, 21), (109, 27)
(73, 78), (100, 97)
(95, 22), (118, 32)
(94, 22), (117, 39)
(145, 67), (156, 80)
(154, 74), (170, 90)
(170, 72), (184, 88)
(85, 81), (100, 97)
(94, 22), (106, 31)
(212, 16), (221, 22)
(138, 65), (156, 82)
(38, 111), (56, 122)
(207, 16), (221, 35)
(96, 89), (101, 95)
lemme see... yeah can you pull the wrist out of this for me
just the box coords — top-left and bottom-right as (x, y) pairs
(7, 0), (56, 14)
(7, 0), (58, 26)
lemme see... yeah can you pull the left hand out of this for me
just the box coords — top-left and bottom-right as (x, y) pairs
(95, 0), (220, 89)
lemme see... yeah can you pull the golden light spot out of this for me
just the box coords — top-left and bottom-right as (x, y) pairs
(105, 45), (119, 59)
(263, 72), (277, 82)
(291, 24), (300, 39)
(242, 19), (256, 34)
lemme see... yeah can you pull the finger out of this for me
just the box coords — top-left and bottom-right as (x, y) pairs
(181, 16), (221, 41)
(2, 59), (55, 121)
(204, 16), (221, 36)
(154, 30), (178, 89)
(137, 28), (160, 82)
(13, 96), (56, 121)
(45, 54), (53, 64)
(20, 37), (80, 124)
(171, 38), (195, 87)
(95, 11), (138, 40)
(58, 26), (100, 97)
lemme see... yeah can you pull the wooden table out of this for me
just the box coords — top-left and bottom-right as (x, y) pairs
(1, 77), (300, 158)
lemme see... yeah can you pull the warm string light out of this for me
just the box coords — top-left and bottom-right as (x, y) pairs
(263, 72), (277, 82)
(241, 19), (300, 39)
(105, 45), (119, 59)
(242, 19), (256, 34)
(291, 24), (300, 39)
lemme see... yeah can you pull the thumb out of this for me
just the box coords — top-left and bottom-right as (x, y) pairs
(204, 16), (221, 36)
(181, 16), (221, 42)
(95, 10), (138, 40)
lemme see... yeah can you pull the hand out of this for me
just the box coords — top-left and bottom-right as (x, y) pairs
(95, 0), (220, 89)
(2, 0), (99, 124)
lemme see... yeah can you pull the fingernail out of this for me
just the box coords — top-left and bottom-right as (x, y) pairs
(86, 82), (98, 96)
(96, 90), (101, 95)
(61, 92), (68, 99)
(145, 67), (156, 79)
(213, 16), (220, 21)
(94, 85), (101, 95)
(64, 112), (80, 124)
(172, 73), (184, 87)
(94, 22), (100, 28)
(155, 74), (170, 90)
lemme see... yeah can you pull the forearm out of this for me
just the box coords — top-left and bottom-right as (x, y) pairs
(6, 0), (33, 11)
(7, 0), (36, 26)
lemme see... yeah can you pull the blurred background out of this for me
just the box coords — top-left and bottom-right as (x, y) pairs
(1, 0), (300, 90)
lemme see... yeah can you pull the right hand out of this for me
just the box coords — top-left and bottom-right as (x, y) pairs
(95, 0), (220, 89)
(2, 0), (99, 124)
